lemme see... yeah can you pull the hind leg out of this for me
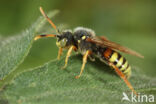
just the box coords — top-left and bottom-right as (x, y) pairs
(57, 48), (63, 60)
(108, 62), (137, 96)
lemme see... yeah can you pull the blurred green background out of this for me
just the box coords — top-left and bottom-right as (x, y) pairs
(0, 0), (156, 77)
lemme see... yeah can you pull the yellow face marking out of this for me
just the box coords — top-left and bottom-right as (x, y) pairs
(78, 40), (80, 43)
(116, 57), (123, 67)
(109, 52), (118, 62)
(120, 61), (128, 71)
(82, 36), (86, 40)
(56, 41), (60, 47)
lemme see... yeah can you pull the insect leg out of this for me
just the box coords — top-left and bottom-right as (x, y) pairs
(57, 48), (63, 60)
(108, 62), (137, 96)
(34, 34), (56, 40)
(62, 46), (76, 69)
(75, 50), (91, 79)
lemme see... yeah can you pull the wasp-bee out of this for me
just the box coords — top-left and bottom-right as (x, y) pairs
(35, 7), (144, 95)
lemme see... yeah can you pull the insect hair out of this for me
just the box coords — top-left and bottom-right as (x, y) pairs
(74, 27), (96, 37)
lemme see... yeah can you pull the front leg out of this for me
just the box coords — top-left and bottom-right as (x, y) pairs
(62, 46), (76, 69)
(57, 48), (63, 60)
(75, 50), (92, 79)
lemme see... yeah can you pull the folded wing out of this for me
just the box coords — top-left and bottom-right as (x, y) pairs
(86, 36), (144, 58)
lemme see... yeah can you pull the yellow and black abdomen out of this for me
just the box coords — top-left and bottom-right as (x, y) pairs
(103, 48), (131, 78)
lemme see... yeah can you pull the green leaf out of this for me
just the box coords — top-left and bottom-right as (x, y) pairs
(0, 10), (59, 84)
(0, 9), (155, 104)
(2, 55), (156, 104)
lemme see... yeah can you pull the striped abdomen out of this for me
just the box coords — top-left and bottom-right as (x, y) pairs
(103, 48), (131, 78)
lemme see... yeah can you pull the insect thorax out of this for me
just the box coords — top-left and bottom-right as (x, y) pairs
(73, 27), (96, 40)
(69, 27), (96, 54)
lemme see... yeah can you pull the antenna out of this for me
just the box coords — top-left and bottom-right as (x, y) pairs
(40, 7), (59, 33)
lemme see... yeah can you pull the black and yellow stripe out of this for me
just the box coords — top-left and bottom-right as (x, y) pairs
(103, 48), (131, 78)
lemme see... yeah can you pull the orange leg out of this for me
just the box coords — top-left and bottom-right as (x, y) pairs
(62, 46), (75, 69)
(57, 48), (63, 60)
(34, 34), (56, 40)
(108, 62), (137, 96)
(75, 50), (91, 79)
